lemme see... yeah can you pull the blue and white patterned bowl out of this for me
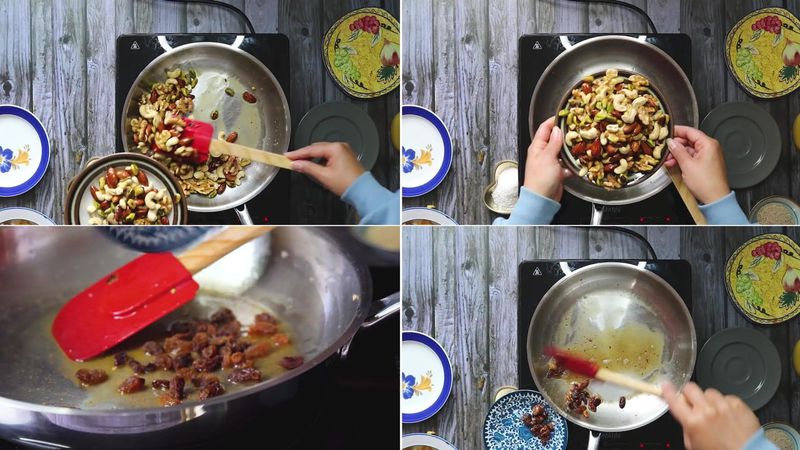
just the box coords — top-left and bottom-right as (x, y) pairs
(483, 390), (568, 450)
(101, 227), (213, 253)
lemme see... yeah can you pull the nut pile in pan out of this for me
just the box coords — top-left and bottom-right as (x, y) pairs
(87, 164), (178, 225)
(560, 69), (670, 189)
(130, 68), (251, 198)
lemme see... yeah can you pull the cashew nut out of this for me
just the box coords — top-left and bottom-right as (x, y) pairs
(632, 97), (648, 109)
(565, 131), (580, 147)
(622, 89), (638, 99)
(658, 125), (669, 141)
(605, 68), (619, 78)
(649, 123), (661, 141)
(614, 158), (629, 174)
(606, 124), (620, 133)
(579, 128), (599, 140)
(619, 145), (631, 155)
(145, 191), (159, 209)
(139, 104), (158, 120)
(147, 209), (158, 223)
(622, 106), (637, 124)
(578, 167), (588, 177)
(600, 134), (608, 146)
(612, 93), (628, 112)
(88, 217), (104, 225)
(652, 144), (664, 159)
(166, 136), (180, 150)
(166, 68), (182, 79)
(638, 110), (651, 126)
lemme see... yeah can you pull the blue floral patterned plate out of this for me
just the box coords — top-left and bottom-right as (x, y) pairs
(0, 105), (50, 197)
(401, 105), (452, 197)
(483, 390), (568, 450)
(402, 433), (458, 450)
(402, 331), (453, 423)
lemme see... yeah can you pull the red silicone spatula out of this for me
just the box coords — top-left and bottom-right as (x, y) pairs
(544, 346), (663, 396)
(182, 118), (294, 170)
(52, 226), (273, 361)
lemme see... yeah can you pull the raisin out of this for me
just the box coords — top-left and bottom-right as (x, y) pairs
(118, 376), (146, 394)
(164, 335), (193, 354)
(154, 354), (173, 371)
(169, 375), (185, 401)
(227, 367), (262, 384)
(199, 380), (225, 400)
(191, 374), (220, 388)
(172, 353), (194, 369)
(248, 321), (278, 336)
(167, 320), (196, 335)
(113, 352), (128, 368)
(279, 356), (304, 370)
(201, 345), (218, 359)
(214, 320), (241, 338)
(210, 308), (235, 325)
(76, 369), (108, 386)
(226, 132), (238, 143)
(192, 355), (222, 373)
(143, 340), (164, 355)
(192, 332), (210, 352)
(619, 396), (626, 409)
(244, 342), (271, 360)
(152, 379), (170, 390)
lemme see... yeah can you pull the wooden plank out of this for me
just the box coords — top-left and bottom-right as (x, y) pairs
(680, 227), (726, 346)
(646, 227), (681, 259)
(187, 0), (245, 33)
(47, 0), (87, 224)
(87, 0), (119, 161)
(450, 226), (489, 448)
(589, 0), (648, 33)
(401, 226), (435, 335)
(487, 0), (520, 223)
(277, 0), (324, 224)
(536, 0), (589, 33)
(244, 0), (280, 33)
(400, 0), (433, 109)
(451, 0), (490, 225)
(0, 0), (31, 108)
(133, 0), (186, 33)
(647, 0), (681, 33)
(790, 0), (800, 206)
(488, 227), (519, 394)
(535, 226), (589, 259)
(589, 227), (650, 259)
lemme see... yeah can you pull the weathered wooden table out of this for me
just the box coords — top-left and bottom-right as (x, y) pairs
(0, 0), (398, 224)
(402, 226), (800, 448)
(402, 0), (800, 224)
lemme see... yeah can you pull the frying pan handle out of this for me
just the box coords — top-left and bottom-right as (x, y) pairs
(362, 291), (400, 328)
(587, 431), (602, 450)
(234, 204), (254, 225)
(338, 292), (400, 360)
(590, 203), (605, 225)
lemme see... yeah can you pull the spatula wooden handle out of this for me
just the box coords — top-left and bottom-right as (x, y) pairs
(177, 226), (273, 275)
(209, 140), (294, 170)
(595, 368), (663, 396)
(667, 167), (707, 225)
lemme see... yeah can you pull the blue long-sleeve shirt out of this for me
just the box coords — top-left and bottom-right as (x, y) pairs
(494, 188), (748, 225)
(341, 172), (400, 225)
(743, 428), (779, 450)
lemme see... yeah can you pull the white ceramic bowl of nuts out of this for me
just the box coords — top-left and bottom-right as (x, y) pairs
(64, 153), (188, 225)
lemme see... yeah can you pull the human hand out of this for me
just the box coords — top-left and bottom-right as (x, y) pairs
(524, 117), (571, 202)
(664, 126), (731, 205)
(286, 142), (365, 197)
(663, 382), (760, 450)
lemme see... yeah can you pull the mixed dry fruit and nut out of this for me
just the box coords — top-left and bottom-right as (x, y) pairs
(560, 69), (671, 189)
(130, 68), (258, 198)
(87, 164), (178, 225)
(75, 308), (304, 406)
(521, 403), (556, 445)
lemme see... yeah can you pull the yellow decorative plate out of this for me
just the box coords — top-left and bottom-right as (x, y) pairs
(725, 8), (800, 98)
(725, 233), (800, 324)
(323, 7), (400, 99)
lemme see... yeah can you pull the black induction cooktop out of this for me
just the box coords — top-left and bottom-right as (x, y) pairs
(115, 34), (291, 225)
(518, 34), (694, 225)
(518, 260), (692, 449)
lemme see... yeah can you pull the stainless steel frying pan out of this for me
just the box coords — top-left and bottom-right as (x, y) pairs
(0, 227), (398, 449)
(529, 36), (699, 224)
(527, 262), (696, 449)
(122, 41), (291, 224)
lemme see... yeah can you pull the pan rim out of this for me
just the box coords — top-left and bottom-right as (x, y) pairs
(526, 261), (697, 433)
(529, 34), (699, 206)
(120, 41), (292, 213)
